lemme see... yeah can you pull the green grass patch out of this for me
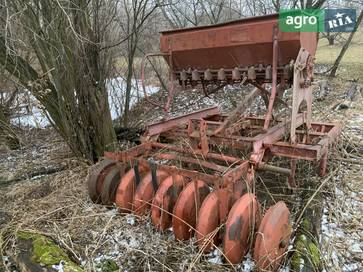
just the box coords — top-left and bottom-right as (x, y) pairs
(316, 29), (363, 79)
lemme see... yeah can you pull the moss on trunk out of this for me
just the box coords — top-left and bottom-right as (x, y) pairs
(291, 219), (321, 271)
(16, 231), (83, 272)
(291, 180), (324, 272)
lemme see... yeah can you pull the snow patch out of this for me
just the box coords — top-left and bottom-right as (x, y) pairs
(125, 214), (135, 226)
(10, 78), (160, 128)
(207, 249), (222, 265)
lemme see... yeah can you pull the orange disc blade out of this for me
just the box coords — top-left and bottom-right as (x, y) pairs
(224, 193), (260, 264)
(253, 201), (292, 271)
(100, 167), (122, 205)
(196, 189), (234, 253)
(151, 175), (184, 230)
(133, 170), (169, 216)
(115, 165), (148, 212)
(88, 159), (117, 203)
(172, 180), (210, 240)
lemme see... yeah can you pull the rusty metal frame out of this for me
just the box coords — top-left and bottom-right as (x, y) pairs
(145, 106), (220, 137)
(105, 105), (342, 189)
(263, 25), (279, 130)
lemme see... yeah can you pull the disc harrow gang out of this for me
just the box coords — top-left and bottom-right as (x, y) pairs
(87, 13), (341, 270)
(87, 159), (293, 269)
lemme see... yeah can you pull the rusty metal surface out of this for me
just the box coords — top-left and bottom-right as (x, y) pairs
(172, 180), (210, 240)
(290, 48), (314, 144)
(133, 170), (170, 216)
(160, 15), (301, 71)
(138, 159), (223, 185)
(100, 167), (122, 205)
(145, 106), (220, 136)
(115, 165), (149, 212)
(196, 189), (234, 252)
(88, 159), (118, 203)
(103, 116), (341, 189)
(222, 161), (250, 186)
(160, 14), (317, 72)
(267, 141), (321, 161)
(224, 193), (260, 264)
(263, 26), (279, 130)
(153, 153), (227, 173)
(254, 201), (292, 271)
(151, 174), (185, 230)
(151, 142), (242, 164)
(104, 142), (152, 162)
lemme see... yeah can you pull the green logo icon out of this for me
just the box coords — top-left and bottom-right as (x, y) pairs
(279, 9), (324, 32)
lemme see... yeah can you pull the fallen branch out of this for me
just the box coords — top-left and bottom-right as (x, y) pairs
(336, 157), (363, 165)
(0, 165), (66, 187)
(291, 167), (340, 271)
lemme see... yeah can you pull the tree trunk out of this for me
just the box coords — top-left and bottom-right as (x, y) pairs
(329, 10), (363, 78)
(0, 101), (20, 150)
(123, 56), (134, 127)
(0, 1), (117, 162)
(291, 181), (324, 271)
(123, 38), (138, 127)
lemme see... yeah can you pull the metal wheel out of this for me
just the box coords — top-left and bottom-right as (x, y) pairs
(115, 165), (149, 212)
(100, 167), (122, 205)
